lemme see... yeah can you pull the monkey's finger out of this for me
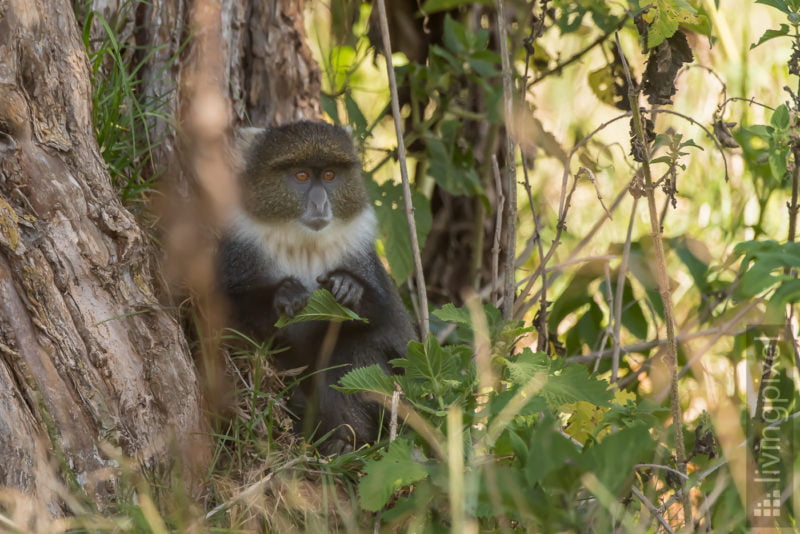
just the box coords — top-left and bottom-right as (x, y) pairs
(330, 277), (344, 298)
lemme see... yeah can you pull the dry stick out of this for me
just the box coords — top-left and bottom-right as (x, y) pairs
(568, 324), (745, 364)
(204, 456), (311, 520)
(521, 159), (549, 351)
(611, 196), (639, 383)
(789, 146), (799, 245)
(614, 33), (690, 528)
(495, 0), (518, 320)
(490, 156), (506, 307)
(374, 0), (428, 339)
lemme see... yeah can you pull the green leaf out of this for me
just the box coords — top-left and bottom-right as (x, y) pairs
(621, 282), (648, 340)
(506, 349), (551, 387)
(426, 120), (484, 196)
(432, 303), (472, 326)
(274, 289), (367, 328)
(732, 241), (800, 299)
(770, 279), (800, 307)
(526, 416), (582, 485)
(671, 236), (711, 293)
(643, 0), (700, 49)
(755, 0), (792, 14)
(540, 365), (613, 408)
(751, 24), (791, 48)
(372, 181), (432, 284)
(581, 424), (656, 496)
(344, 93), (368, 139)
(334, 364), (394, 395)
(588, 65), (617, 107)
(359, 439), (429, 511)
(769, 146), (790, 181)
(771, 104), (791, 129)
(392, 335), (456, 383)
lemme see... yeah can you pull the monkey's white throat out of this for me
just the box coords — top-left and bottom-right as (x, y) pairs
(233, 208), (378, 288)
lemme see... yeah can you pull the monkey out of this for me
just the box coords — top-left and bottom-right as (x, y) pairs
(216, 121), (415, 454)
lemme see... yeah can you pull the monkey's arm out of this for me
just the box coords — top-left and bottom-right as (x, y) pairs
(217, 234), (310, 338)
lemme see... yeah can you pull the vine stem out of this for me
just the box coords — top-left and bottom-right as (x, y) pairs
(614, 34), (691, 528)
(495, 0), (518, 320)
(374, 0), (429, 338)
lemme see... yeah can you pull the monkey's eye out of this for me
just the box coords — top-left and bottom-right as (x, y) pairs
(322, 170), (336, 181)
(295, 170), (310, 181)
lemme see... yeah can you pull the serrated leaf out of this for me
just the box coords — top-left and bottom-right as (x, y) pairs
(359, 439), (429, 511)
(392, 335), (456, 383)
(274, 289), (366, 328)
(334, 364), (394, 395)
(540, 365), (613, 408)
(751, 24), (791, 48)
(506, 349), (551, 387)
(432, 303), (472, 326)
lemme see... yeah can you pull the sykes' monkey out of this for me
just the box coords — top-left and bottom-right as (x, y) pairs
(217, 121), (414, 453)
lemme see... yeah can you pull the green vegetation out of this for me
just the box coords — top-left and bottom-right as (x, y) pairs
(50, 0), (800, 532)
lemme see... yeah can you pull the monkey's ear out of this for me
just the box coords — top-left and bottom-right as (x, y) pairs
(231, 127), (266, 172)
(234, 127), (266, 155)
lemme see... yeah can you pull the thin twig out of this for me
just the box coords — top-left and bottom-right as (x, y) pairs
(649, 108), (730, 181)
(512, 113), (631, 320)
(374, 0), (429, 339)
(495, 0), (518, 320)
(615, 32), (690, 528)
(630, 486), (675, 534)
(789, 146), (799, 245)
(528, 17), (627, 87)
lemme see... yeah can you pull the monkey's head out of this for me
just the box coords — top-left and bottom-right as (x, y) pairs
(240, 121), (368, 231)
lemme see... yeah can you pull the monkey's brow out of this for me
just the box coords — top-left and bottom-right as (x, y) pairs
(269, 155), (357, 169)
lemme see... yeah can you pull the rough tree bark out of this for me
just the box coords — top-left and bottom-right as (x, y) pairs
(0, 0), (321, 513)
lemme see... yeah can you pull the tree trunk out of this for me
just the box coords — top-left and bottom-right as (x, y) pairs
(0, 0), (321, 512)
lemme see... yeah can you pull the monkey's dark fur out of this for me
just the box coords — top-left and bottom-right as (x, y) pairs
(217, 121), (414, 453)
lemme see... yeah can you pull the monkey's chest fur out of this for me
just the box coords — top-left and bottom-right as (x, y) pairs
(232, 207), (377, 288)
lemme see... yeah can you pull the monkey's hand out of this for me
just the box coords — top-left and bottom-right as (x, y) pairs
(317, 272), (364, 309)
(274, 277), (310, 317)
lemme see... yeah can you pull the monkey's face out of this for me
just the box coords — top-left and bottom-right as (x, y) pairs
(242, 164), (367, 231)
(240, 121), (369, 230)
